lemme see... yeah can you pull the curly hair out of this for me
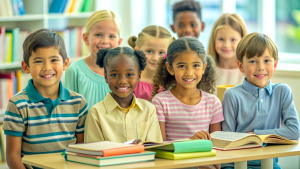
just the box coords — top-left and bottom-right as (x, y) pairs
(128, 25), (174, 49)
(151, 37), (217, 99)
(96, 47), (147, 74)
(207, 13), (248, 63)
(172, 0), (202, 22)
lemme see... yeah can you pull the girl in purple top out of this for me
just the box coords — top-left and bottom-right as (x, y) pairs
(128, 25), (174, 101)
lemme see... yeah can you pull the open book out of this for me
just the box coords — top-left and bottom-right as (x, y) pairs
(211, 131), (298, 151)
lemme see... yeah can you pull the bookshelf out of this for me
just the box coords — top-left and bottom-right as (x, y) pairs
(0, 0), (98, 118)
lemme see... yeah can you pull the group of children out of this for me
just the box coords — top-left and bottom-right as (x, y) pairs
(2, 0), (299, 169)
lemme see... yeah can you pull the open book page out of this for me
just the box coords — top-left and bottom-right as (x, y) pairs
(211, 131), (262, 150)
(211, 131), (257, 141)
(258, 135), (298, 144)
(138, 138), (190, 148)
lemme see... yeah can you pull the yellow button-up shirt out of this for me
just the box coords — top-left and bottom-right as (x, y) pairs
(84, 93), (163, 143)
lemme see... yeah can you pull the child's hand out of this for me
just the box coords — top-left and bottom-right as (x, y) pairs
(190, 130), (211, 140)
(132, 139), (143, 144)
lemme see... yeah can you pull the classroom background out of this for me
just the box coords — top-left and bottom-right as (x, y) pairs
(0, 0), (300, 168)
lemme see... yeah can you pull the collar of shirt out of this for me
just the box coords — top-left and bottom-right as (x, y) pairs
(25, 79), (70, 103)
(242, 78), (273, 97)
(104, 93), (144, 113)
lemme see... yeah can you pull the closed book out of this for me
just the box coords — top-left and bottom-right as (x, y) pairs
(64, 151), (155, 167)
(17, 0), (25, 15)
(49, 0), (68, 13)
(0, 27), (5, 63)
(80, 0), (93, 12)
(11, 28), (20, 62)
(151, 149), (216, 160)
(4, 32), (13, 63)
(66, 141), (145, 157)
(142, 139), (213, 153)
(211, 131), (298, 151)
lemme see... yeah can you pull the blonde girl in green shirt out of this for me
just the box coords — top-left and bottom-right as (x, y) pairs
(65, 10), (122, 108)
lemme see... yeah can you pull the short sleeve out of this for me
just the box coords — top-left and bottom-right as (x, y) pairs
(2, 100), (25, 137)
(76, 96), (88, 134)
(84, 107), (105, 143)
(145, 103), (163, 142)
(210, 96), (224, 124)
(152, 95), (166, 122)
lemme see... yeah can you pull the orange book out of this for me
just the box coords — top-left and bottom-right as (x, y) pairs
(66, 141), (145, 157)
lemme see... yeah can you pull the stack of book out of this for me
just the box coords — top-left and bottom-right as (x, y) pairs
(64, 141), (156, 167)
(141, 139), (216, 160)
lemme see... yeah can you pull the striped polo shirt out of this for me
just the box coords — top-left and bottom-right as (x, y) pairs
(2, 80), (88, 155)
(152, 90), (224, 141)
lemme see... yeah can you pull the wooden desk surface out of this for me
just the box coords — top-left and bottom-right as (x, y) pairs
(22, 143), (300, 169)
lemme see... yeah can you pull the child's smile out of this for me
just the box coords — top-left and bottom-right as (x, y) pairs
(167, 51), (206, 91)
(22, 47), (68, 94)
(105, 55), (141, 105)
(238, 48), (278, 88)
(215, 26), (241, 62)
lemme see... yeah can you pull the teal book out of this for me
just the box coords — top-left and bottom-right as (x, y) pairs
(64, 151), (155, 167)
(151, 149), (216, 160)
(144, 139), (213, 153)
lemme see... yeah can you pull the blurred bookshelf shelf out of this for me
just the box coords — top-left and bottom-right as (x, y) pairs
(0, 63), (22, 70)
(0, 15), (44, 22)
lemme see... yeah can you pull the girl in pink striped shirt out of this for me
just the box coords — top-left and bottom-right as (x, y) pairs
(152, 37), (224, 142)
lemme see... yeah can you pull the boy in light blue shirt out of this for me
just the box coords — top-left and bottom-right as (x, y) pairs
(222, 32), (300, 169)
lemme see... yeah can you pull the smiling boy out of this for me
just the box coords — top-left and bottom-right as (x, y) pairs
(3, 29), (88, 169)
(221, 33), (300, 169)
(171, 0), (205, 39)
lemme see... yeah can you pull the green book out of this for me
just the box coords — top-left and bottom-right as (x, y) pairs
(146, 139), (213, 153)
(152, 149), (216, 160)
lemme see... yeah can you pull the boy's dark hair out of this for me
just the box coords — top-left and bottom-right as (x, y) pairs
(236, 32), (278, 63)
(152, 37), (217, 99)
(23, 29), (67, 66)
(172, 0), (202, 22)
(96, 47), (147, 74)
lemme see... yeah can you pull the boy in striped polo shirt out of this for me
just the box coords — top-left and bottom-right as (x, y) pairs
(3, 29), (88, 169)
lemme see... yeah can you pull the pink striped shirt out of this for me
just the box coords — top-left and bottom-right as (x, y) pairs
(152, 90), (224, 141)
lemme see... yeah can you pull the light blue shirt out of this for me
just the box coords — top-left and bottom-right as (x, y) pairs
(221, 79), (300, 169)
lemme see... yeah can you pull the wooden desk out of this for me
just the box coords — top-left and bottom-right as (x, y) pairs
(22, 143), (300, 169)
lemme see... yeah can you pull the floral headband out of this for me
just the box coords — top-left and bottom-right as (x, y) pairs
(164, 53), (167, 60)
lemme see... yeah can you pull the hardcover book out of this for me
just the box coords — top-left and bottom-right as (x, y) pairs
(64, 151), (155, 167)
(66, 141), (145, 157)
(211, 131), (297, 151)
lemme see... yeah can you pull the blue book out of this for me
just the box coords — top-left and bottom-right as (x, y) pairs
(17, 0), (25, 15)
(49, 0), (68, 13)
